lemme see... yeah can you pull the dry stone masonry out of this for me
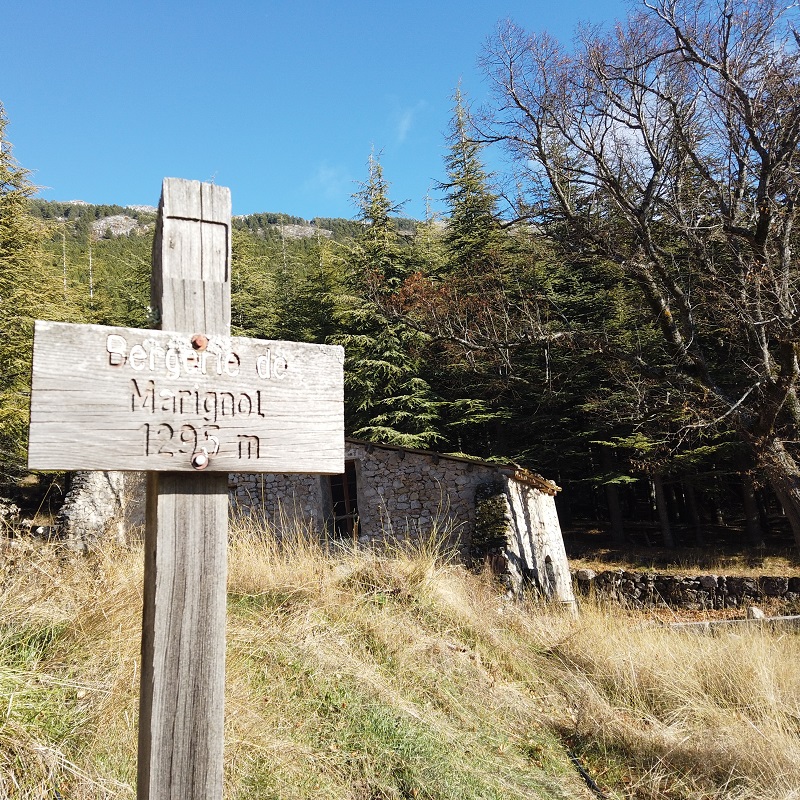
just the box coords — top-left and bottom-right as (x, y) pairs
(229, 440), (506, 547)
(230, 439), (575, 608)
(56, 438), (576, 608)
(231, 471), (323, 532)
(573, 568), (800, 611)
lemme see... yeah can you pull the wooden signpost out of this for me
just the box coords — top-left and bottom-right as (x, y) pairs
(28, 178), (345, 799)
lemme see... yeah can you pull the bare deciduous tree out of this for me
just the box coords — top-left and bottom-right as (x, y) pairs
(481, 0), (800, 545)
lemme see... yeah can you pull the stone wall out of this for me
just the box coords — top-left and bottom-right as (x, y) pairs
(345, 441), (494, 548)
(230, 472), (323, 533)
(505, 477), (574, 605)
(473, 476), (574, 607)
(228, 440), (500, 548)
(53, 439), (576, 607)
(573, 568), (800, 611)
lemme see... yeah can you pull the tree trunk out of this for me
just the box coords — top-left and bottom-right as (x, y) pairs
(667, 484), (683, 525)
(605, 482), (625, 546)
(601, 447), (625, 546)
(741, 472), (765, 548)
(757, 436), (800, 550)
(653, 473), (675, 548)
(683, 480), (704, 546)
(712, 469), (726, 526)
(756, 488), (771, 536)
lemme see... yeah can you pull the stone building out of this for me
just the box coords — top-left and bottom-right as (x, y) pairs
(58, 438), (575, 608)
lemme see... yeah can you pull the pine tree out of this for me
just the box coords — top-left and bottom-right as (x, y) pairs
(283, 235), (345, 344)
(0, 105), (77, 477)
(230, 228), (281, 338)
(422, 89), (522, 456)
(332, 154), (442, 448)
(353, 152), (407, 291)
(439, 88), (506, 273)
(74, 231), (153, 328)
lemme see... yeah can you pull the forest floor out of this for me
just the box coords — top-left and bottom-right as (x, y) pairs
(563, 519), (800, 577)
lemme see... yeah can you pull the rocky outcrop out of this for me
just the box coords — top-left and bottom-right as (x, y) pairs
(55, 471), (143, 551)
(276, 223), (332, 240)
(91, 214), (148, 238)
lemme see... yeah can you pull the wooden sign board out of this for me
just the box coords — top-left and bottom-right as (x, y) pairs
(28, 319), (344, 473)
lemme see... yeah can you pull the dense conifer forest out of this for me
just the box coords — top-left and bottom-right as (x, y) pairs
(3, 0), (800, 554)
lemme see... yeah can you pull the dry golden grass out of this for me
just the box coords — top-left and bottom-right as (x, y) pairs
(0, 540), (141, 798)
(1, 520), (799, 799)
(522, 603), (800, 799)
(223, 516), (583, 799)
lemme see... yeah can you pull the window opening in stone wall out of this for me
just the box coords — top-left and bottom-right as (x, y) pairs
(329, 460), (359, 538)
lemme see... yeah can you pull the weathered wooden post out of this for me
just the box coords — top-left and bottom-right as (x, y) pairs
(138, 179), (231, 798)
(28, 178), (344, 799)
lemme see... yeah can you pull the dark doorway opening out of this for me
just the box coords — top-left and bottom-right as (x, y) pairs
(329, 460), (359, 538)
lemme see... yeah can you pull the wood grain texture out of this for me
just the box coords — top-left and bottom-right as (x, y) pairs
(28, 320), (344, 473)
(138, 472), (228, 799)
(138, 178), (231, 800)
(151, 178), (231, 334)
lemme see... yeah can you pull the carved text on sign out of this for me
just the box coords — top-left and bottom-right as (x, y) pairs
(140, 422), (221, 458)
(106, 333), (289, 380)
(28, 320), (344, 473)
(105, 333), (287, 462)
(130, 380), (268, 421)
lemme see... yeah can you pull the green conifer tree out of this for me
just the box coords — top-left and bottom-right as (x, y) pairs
(332, 154), (442, 448)
(230, 227), (281, 338)
(0, 105), (77, 477)
(284, 235), (345, 344)
(427, 90), (521, 455)
(440, 88), (506, 274)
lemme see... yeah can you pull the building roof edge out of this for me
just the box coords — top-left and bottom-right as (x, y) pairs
(344, 438), (560, 495)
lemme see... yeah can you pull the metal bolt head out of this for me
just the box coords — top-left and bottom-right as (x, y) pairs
(191, 451), (209, 470)
(191, 334), (209, 351)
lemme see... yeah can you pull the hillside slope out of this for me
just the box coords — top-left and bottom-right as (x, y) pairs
(2, 525), (799, 798)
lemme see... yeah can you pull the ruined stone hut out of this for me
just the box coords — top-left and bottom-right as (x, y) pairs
(58, 438), (575, 607)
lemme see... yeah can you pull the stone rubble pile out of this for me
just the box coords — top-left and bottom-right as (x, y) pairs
(0, 498), (21, 526)
(0, 497), (57, 541)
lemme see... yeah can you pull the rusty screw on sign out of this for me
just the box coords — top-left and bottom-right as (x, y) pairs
(191, 333), (208, 351)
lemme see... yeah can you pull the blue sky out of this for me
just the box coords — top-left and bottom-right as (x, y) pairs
(5, 0), (630, 220)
